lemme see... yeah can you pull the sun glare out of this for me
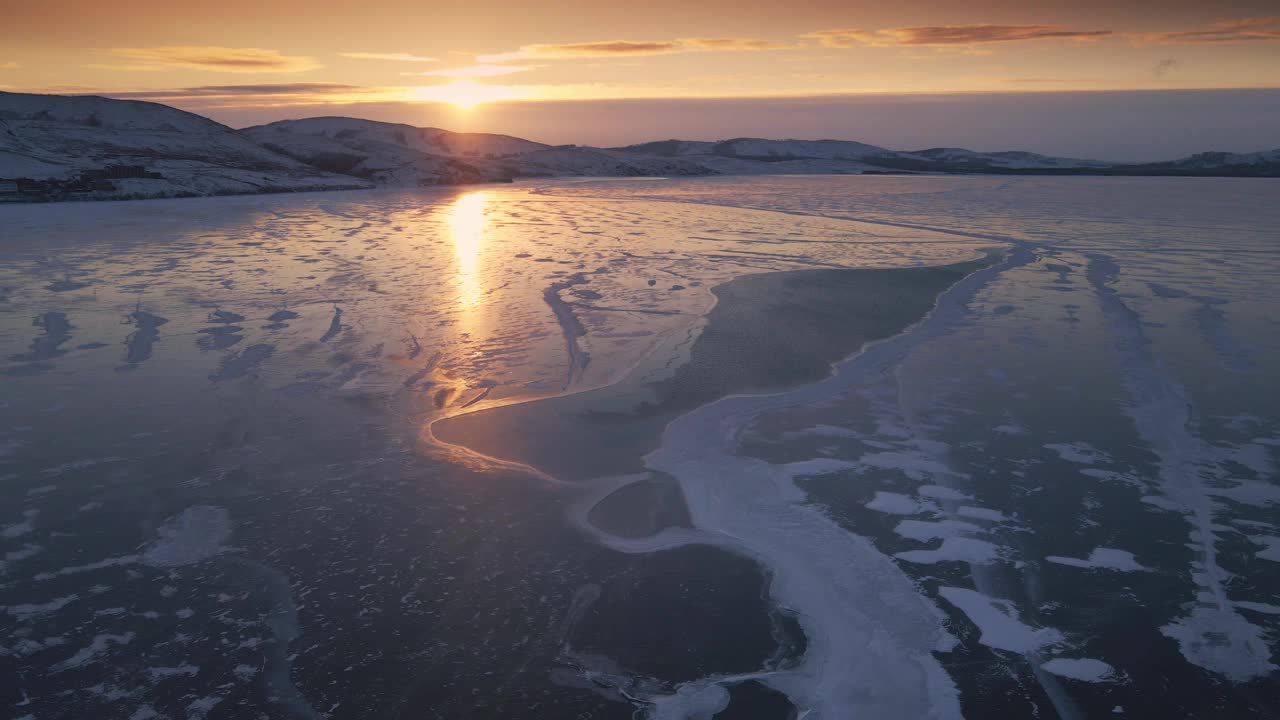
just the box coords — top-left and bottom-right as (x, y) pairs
(414, 80), (526, 109)
(449, 191), (488, 309)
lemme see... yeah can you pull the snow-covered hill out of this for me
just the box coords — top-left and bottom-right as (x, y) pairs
(617, 137), (894, 161)
(904, 147), (1111, 170)
(1128, 149), (1280, 176)
(497, 146), (711, 178)
(242, 118), (495, 187)
(615, 136), (1280, 175)
(4, 91), (1276, 203)
(247, 117), (547, 160)
(0, 91), (370, 200)
(243, 118), (711, 186)
(612, 138), (1113, 173)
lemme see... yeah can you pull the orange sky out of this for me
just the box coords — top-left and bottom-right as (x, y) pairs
(2, 0), (1278, 154)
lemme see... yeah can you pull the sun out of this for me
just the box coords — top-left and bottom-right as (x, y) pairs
(412, 80), (526, 110)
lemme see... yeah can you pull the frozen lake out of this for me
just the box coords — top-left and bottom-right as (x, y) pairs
(2, 176), (1278, 719)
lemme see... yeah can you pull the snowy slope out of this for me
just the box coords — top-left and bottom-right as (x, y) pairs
(614, 138), (1128, 173)
(5, 91), (1277, 203)
(243, 120), (492, 187)
(614, 137), (900, 163)
(243, 119), (711, 184)
(493, 146), (711, 177)
(1130, 149), (1280, 176)
(247, 117), (548, 159)
(709, 137), (897, 161)
(905, 147), (1111, 169)
(612, 137), (908, 174)
(0, 91), (370, 200)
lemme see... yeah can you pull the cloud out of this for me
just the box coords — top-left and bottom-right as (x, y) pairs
(96, 83), (384, 106)
(681, 37), (791, 51)
(1007, 77), (1091, 84)
(83, 64), (166, 72)
(339, 52), (438, 62)
(107, 46), (320, 73)
(803, 25), (1111, 47)
(105, 83), (366, 98)
(479, 41), (679, 62)
(415, 64), (536, 78)
(0, 62), (18, 70)
(1139, 16), (1280, 44)
(169, 83), (367, 96)
(797, 29), (880, 48)
(478, 37), (789, 62)
(1153, 58), (1177, 78)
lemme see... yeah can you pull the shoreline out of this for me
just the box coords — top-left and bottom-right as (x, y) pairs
(5, 171), (1274, 206)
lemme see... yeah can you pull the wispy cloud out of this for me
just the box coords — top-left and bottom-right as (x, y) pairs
(107, 47), (320, 73)
(120, 83), (369, 97)
(97, 83), (385, 106)
(682, 38), (791, 51)
(0, 62), (18, 70)
(339, 52), (438, 62)
(479, 37), (789, 62)
(1007, 77), (1098, 84)
(798, 29), (880, 48)
(414, 64), (536, 78)
(83, 64), (166, 72)
(1139, 16), (1280, 44)
(803, 25), (1111, 48)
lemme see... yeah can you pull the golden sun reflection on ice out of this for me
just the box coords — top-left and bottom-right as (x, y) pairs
(448, 191), (488, 311)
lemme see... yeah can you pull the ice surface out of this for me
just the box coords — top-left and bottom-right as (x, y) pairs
(3, 175), (1278, 719)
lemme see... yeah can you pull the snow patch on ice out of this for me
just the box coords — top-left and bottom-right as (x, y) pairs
(6, 594), (79, 620)
(52, 632), (136, 672)
(1, 509), (38, 538)
(894, 519), (983, 542)
(1041, 658), (1116, 682)
(1088, 254), (1275, 682)
(866, 491), (936, 516)
(804, 424), (860, 439)
(938, 587), (1064, 653)
(650, 684), (730, 720)
(957, 506), (1006, 522)
(918, 485), (972, 501)
(1045, 548), (1148, 572)
(1250, 536), (1280, 562)
(860, 452), (956, 479)
(896, 537), (1003, 565)
(1045, 442), (1111, 465)
(1161, 608), (1277, 682)
(141, 505), (231, 568)
(1235, 601), (1280, 615)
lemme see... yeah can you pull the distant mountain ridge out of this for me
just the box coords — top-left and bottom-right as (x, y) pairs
(1, 90), (1275, 202)
(242, 116), (710, 188)
(0, 92), (370, 199)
